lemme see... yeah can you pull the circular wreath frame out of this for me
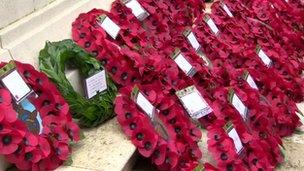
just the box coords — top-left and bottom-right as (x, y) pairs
(0, 61), (80, 171)
(114, 82), (203, 170)
(39, 40), (117, 127)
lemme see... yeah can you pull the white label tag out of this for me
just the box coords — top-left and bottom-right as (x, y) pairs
(228, 128), (243, 153)
(84, 70), (107, 99)
(271, 4), (274, 9)
(2, 70), (32, 102)
(136, 92), (155, 118)
(177, 86), (213, 119)
(232, 93), (248, 120)
(222, 3), (233, 17)
(98, 16), (121, 39)
(187, 32), (201, 51)
(257, 49), (272, 67)
(125, 0), (149, 20)
(206, 18), (220, 35)
(198, 51), (212, 68)
(174, 53), (194, 75)
(246, 74), (258, 90)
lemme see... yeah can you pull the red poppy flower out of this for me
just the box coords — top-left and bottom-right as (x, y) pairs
(53, 141), (70, 160)
(0, 61), (79, 170)
(0, 131), (23, 154)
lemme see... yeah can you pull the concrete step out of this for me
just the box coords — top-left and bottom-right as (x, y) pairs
(0, 0), (114, 68)
(56, 118), (136, 171)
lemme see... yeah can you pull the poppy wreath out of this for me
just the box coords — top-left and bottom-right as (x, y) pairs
(181, 3), (302, 136)
(84, 5), (236, 133)
(111, 0), (301, 138)
(192, 12), (304, 103)
(207, 86), (284, 170)
(73, 1), (288, 170)
(150, 15), (294, 169)
(238, 0), (304, 62)
(72, 9), (205, 170)
(110, 0), (205, 51)
(211, 0), (304, 73)
(210, 0), (304, 79)
(110, 0), (172, 50)
(115, 81), (202, 170)
(72, 5), (246, 170)
(38, 39), (117, 127)
(184, 21), (302, 136)
(219, 64), (301, 137)
(83, 3), (216, 124)
(0, 61), (80, 171)
(108, 4), (286, 168)
(72, 8), (192, 91)
(244, 68), (301, 136)
(166, 12), (301, 139)
(268, 0), (304, 34)
(196, 82), (285, 170)
(208, 4), (304, 81)
(72, 9), (149, 87)
(270, 0), (304, 61)
(111, 1), (215, 92)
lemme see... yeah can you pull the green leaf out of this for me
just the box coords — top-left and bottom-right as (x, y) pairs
(194, 163), (205, 171)
(294, 129), (304, 135)
(38, 39), (117, 127)
(79, 130), (85, 140)
(63, 156), (73, 166)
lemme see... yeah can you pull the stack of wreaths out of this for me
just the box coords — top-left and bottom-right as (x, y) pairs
(70, 0), (303, 170)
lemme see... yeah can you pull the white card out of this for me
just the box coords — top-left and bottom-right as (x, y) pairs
(246, 74), (258, 90)
(206, 18), (220, 34)
(222, 4), (233, 17)
(198, 51), (212, 67)
(228, 128), (243, 153)
(258, 49), (272, 67)
(1, 70), (31, 102)
(125, 0), (148, 20)
(187, 32), (201, 51)
(174, 53), (193, 75)
(271, 4), (274, 9)
(98, 16), (120, 39)
(85, 70), (107, 99)
(179, 89), (212, 119)
(136, 92), (155, 118)
(232, 93), (247, 120)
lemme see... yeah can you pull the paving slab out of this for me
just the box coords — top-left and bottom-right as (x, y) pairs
(61, 118), (136, 171)
(0, 0), (35, 29)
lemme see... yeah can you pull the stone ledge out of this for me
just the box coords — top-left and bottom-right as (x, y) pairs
(57, 166), (97, 171)
(0, 48), (12, 62)
(58, 118), (136, 171)
(0, 0), (35, 29)
(0, 0), (81, 48)
(1, 0), (114, 68)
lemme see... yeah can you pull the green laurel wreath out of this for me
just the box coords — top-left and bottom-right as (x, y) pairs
(39, 39), (117, 127)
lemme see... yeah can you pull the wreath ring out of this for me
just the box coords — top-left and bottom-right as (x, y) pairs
(39, 40), (117, 127)
(0, 61), (80, 170)
(115, 82), (203, 170)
